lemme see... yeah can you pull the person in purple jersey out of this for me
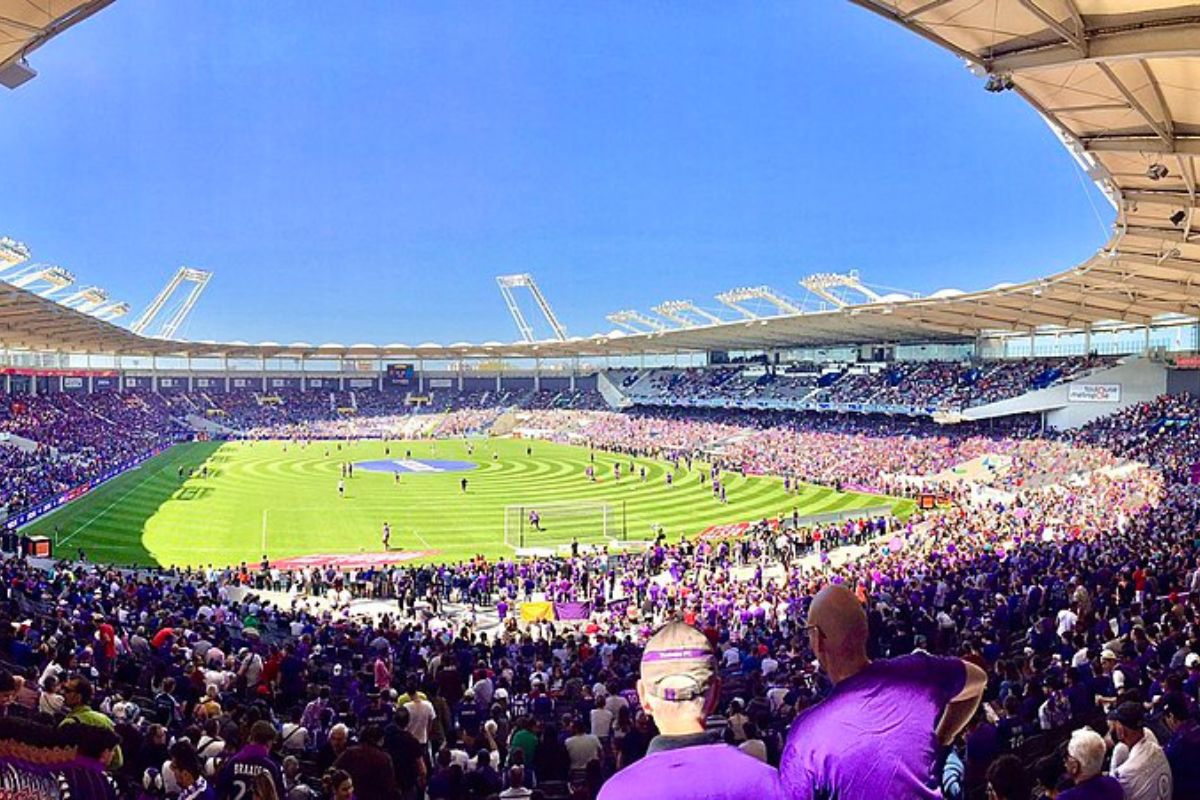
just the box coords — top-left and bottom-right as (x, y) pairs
(215, 720), (284, 800)
(780, 584), (987, 799)
(598, 621), (781, 800)
(1057, 728), (1123, 800)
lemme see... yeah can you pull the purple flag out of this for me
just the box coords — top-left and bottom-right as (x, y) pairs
(554, 601), (592, 620)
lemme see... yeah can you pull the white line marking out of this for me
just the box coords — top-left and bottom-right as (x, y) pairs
(59, 466), (159, 549)
(410, 529), (431, 549)
(395, 459), (439, 472)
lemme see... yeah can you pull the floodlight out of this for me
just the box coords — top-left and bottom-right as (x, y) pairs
(1146, 163), (1169, 181)
(0, 59), (36, 90)
(984, 73), (1014, 93)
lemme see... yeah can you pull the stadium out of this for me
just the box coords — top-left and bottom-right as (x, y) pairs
(0, 1), (1199, 799)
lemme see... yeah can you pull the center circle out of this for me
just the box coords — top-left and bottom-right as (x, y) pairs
(354, 458), (478, 474)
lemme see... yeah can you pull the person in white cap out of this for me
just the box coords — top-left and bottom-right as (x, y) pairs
(1096, 649), (1124, 708)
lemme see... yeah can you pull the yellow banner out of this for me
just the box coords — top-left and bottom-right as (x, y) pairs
(519, 601), (555, 622)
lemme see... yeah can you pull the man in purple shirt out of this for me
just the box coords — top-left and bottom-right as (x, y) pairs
(215, 720), (285, 800)
(598, 621), (780, 800)
(780, 585), (986, 799)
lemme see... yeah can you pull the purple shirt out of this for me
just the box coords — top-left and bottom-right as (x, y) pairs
(780, 652), (966, 799)
(1057, 775), (1124, 800)
(598, 742), (780, 800)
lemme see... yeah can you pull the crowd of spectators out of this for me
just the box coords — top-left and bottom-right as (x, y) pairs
(3, 383), (1200, 798)
(618, 356), (1114, 412)
(0, 391), (188, 515)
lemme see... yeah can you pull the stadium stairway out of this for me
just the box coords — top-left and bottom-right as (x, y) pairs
(489, 410), (520, 436)
(0, 432), (38, 453)
(184, 412), (235, 435)
(596, 371), (634, 409)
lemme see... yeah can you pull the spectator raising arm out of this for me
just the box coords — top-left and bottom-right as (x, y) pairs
(936, 661), (987, 746)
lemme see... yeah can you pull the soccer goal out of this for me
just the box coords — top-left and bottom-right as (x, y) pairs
(503, 501), (626, 550)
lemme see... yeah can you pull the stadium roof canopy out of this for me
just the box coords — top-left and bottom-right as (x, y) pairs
(2, 0), (1199, 360)
(0, 0), (112, 78)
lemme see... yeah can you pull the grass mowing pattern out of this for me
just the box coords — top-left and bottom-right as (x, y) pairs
(29, 439), (910, 567)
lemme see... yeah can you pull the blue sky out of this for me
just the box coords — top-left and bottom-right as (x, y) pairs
(2, 1), (1113, 345)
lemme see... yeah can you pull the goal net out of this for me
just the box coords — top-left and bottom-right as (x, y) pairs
(503, 501), (625, 551)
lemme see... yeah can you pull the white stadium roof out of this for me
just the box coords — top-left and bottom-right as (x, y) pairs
(1, 0), (1198, 359)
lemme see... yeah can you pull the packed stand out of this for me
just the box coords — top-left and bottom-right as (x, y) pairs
(2, 390), (1200, 798)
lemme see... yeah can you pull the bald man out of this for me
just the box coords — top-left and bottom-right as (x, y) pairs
(780, 584), (986, 799)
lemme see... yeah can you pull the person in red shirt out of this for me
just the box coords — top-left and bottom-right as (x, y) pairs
(260, 646), (283, 696)
(151, 627), (174, 650)
(94, 618), (117, 677)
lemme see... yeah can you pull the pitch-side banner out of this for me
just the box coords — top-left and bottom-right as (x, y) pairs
(1068, 384), (1121, 403)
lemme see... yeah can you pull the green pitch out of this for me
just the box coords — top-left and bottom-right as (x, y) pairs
(28, 439), (910, 567)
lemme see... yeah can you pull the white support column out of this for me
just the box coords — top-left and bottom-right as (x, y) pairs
(186, 356), (194, 391)
(457, 361), (464, 392)
(261, 357), (268, 393)
(1028, 331), (1037, 358)
(418, 359), (425, 393)
(151, 355), (159, 393)
(1143, 325), (1152, 354)
(1083, 325), (1092, 356)
(569, 359), (577, 391)
(534, 357), (541, 391)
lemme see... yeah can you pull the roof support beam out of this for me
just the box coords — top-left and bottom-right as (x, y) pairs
(1122, 225), (1200, 245)
(1143, 60), (1175, 141)
(1083, 137), (1200, 156)
(1016, 0), (1086, 56)
(1044, 102), (1130, 114)
(985, 294), (1120, 323)
(1123, 190), (1200, 210)
(846, 0), (981, 65)
(1095, 63), (1173, 147)
(1089, 272), (1200, 299)
(901, 0), (955, 21)
(904, 305), (1045, 332)
(989, 20), (1200, 73)
(1058, 0), (1085, 45)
